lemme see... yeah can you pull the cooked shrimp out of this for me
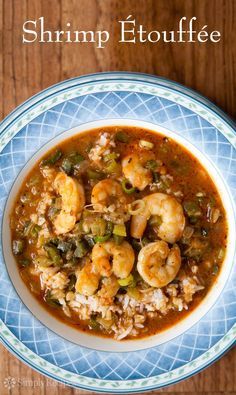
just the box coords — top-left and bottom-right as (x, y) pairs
(91, 179), (130, 223)
(122, 152), (154, 190)
(131, 193), (185, 243)
(98, 275), (120, 300)
(53, 172), (85, 235)
(137, 241), (181, 287)
(75, 262), (100, 296)
(91, 179), (127, 211)
(92, 240), (135, 279)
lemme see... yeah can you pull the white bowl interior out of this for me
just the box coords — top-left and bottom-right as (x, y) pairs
(2, 119), (236, 352)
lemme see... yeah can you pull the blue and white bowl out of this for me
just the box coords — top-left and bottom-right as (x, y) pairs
(0, 73), (235, 392)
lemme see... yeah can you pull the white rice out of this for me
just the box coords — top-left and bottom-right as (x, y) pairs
(65, 276), (203, 339)
(36, 256), (204, 340)
(88, 133), (116, 163)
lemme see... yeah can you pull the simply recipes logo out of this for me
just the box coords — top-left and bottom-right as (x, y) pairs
(22, 15), (221, 48)
(2, 376), (66, 390)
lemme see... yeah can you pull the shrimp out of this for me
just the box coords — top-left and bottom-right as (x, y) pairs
(91, 179), (130, 223)
(53, 172), (85, 235)
(75, 262), (100, 296)
(92, 240), (135, 279)
(98, 275), (120, 300)
(137, 241), (181, 287)
(122, 151), (155, 191)
(131, 193), (185, 243)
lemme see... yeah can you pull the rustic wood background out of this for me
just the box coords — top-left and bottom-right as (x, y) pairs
(0, 0), (235, 394)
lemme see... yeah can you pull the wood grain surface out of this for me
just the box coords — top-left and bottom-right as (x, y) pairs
(0, 0), (235, 394)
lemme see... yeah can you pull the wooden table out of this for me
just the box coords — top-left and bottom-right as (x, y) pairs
(0, 1), (235, 394)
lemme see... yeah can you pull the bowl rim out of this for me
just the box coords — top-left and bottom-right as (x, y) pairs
(2, 118), (236, 353)
(1, 72), (235, 135)
(0, 72), (235, 391)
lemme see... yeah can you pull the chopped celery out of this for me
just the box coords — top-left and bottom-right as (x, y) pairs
(91, 218), (107, 236)
(34, 256), (53, 267)
(30, 224), (41, 238)
(37, 234), (45, 247)
(87, 169), (105, 180)
(139, 140), (154, 149)
(104, 152), (119, 162)
(96, 317), (114, 330)
(93, 222), (113, 242)
(118, 274), (134, 287)
(123, 271), (140, 289)
(105, 159), (120, 174)
(113, 224), (126, 237)
(94, 233), (111, 243)
(93, 222), (114, 243)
